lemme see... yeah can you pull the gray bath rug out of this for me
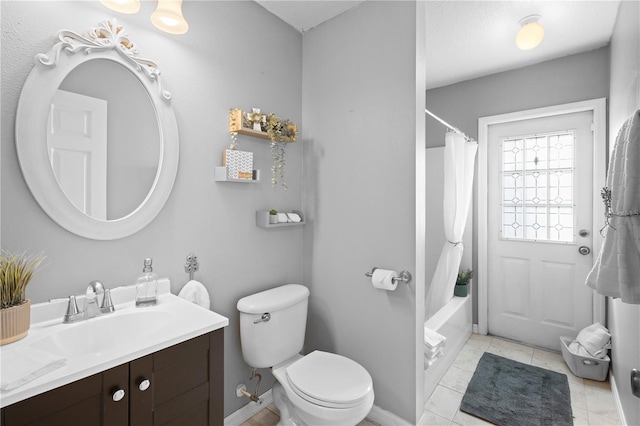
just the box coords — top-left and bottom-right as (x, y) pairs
(460, 352), (573, 426)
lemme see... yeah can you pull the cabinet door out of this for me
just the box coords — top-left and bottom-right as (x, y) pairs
(130, 354), (153, 426)
(152, 329), (224, 426)
(102, 363), (129, 426)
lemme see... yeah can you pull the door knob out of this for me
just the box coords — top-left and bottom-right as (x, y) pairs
(578, 246), (591, 255)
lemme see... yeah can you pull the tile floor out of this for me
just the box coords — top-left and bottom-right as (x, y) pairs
(421, 334), (620, 425)
(239, 403), (379, 426)
(240, 334), (621, 426)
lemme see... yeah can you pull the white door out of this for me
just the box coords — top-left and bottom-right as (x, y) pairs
(47, 90), (108, 219)
(487, 111), (594, 350)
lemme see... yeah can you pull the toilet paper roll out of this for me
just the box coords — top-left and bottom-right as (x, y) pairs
(371, 268), (397, 291)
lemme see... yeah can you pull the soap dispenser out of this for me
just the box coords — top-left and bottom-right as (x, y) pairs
(136, 258), (158, 307)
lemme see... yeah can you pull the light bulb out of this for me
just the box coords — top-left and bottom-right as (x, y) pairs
(516, 15), (544, 51)
(99, 0), (141, 14)
(151, 0), (189, 35)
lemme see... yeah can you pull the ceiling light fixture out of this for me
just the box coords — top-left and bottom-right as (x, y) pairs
(151, 0), (189, 35)
(516, 14), (544, 51)
(99, 0), (141, 14)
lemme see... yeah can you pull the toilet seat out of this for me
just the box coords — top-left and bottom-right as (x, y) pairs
(285, 351), (373, 409)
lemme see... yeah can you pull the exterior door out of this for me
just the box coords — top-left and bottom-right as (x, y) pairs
(487, 111), (594, 350)
(47, 89), (108, 219)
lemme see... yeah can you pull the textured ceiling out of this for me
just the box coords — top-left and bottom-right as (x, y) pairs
(426, 1), (620, 89)
(255, 0), (621, 89)
(254, 0), (367, 33)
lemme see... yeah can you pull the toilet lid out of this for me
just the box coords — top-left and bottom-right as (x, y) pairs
(285, 351), (373, 408)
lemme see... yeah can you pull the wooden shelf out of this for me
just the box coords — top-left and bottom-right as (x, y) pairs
(256, 210), (304, 228)
(236, 127), (271, 140)
(229, 108), (296, 143)
(214, 167), (260, 183)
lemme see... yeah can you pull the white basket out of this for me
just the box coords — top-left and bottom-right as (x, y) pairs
(560, 336), (610, 381)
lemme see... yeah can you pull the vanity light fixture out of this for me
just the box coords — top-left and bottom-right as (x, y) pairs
(516, 14), (544, 50)
(151, 0), (189, 35)
(99, 0), (141, 14)
(99, 0), (188, 35)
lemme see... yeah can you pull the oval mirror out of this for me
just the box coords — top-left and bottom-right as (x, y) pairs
(16, 20), (179, 240)
(51, 59), (161, 220)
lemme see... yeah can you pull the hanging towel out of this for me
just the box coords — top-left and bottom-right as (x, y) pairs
(424, 326), (447, 349)
(1, 346), (66, 391)
(178, 280), (210, 309)
(586, 109), (640, 304)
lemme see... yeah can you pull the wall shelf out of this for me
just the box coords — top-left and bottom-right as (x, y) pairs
(256, 210), (304, 228)
(229, 108), (296, 143)
(214, 167), (260, 183)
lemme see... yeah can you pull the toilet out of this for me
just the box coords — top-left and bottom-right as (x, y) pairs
(237, 284), (375, 426)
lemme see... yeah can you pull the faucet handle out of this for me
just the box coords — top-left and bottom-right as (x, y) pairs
(100, 288), (115, 313)
(63, 295), (82, 323)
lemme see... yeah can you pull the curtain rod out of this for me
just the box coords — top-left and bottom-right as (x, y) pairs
(425, 108), (475, 142)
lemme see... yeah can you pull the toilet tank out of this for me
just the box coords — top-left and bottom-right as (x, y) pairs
(237, 284), (310, 368)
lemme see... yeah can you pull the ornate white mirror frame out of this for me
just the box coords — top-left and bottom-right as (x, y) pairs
(16, 20), (179, 240)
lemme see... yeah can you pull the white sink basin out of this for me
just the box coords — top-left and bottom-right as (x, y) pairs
(31, 310), (172, 357)
(0, 280), (229, 409)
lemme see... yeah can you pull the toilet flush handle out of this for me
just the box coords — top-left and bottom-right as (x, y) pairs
(254, 313), (271, 324)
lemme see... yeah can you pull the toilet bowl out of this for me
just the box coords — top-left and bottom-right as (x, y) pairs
(272, 352), (374, 426)
(237, 284), (375, 426)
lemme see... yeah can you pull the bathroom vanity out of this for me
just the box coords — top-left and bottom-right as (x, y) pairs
(0, 282), (228, 426)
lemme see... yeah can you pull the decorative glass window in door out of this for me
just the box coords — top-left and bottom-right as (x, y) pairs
(501, 131), (574, 242)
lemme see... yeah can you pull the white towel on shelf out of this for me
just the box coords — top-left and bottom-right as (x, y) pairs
(1, 346), (66, 391)
(586, 109), (640, 303)
(424, 348), (445, 369)
(424, 342), (446, 357)
(178, 280), (210, 310)
(424, 326), (447, 349)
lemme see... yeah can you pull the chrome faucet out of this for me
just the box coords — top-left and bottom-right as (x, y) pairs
(60, 280), (115, 324)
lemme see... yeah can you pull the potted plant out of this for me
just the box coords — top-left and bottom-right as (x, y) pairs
(1, 251), (45, 345)
(269, 209), (278, 224)
(264, 113), (297, 191)
(455, 269), (473, 297)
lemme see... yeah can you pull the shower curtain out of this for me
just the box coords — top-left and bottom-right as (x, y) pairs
(426, 132), (478, 318)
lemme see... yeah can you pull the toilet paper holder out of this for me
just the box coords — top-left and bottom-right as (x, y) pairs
(365, 267), (412, 284)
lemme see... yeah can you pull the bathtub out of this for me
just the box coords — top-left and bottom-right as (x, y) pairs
(423, 295), (472, 401)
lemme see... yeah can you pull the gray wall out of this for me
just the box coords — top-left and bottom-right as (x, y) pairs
(425, 47), (610, 323)
(302, 1), (420, 422)
(1, 1), (303, 416)
(607, 1), (640, 424)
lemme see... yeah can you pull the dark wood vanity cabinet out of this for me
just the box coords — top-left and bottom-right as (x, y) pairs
(1, 329), (224, 426)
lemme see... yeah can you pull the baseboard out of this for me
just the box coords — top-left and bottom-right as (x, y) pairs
(224, 389), (274, 426)
(609, 373), (628, 426)
(366, 405), (412, 426)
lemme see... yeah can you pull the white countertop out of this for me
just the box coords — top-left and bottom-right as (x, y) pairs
(0, 279), (228, 408)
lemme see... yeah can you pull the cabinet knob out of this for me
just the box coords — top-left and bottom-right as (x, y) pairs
(138, 379), (150, 391)
(112, 389), (125, 402)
